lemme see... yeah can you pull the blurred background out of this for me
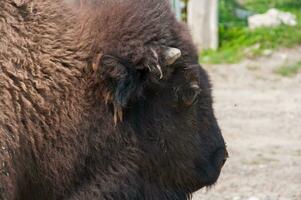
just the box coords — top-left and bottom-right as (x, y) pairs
(171, 0), (301, 200)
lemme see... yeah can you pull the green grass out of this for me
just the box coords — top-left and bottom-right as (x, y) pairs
(275, 61), (301, 77)
(201, 0), (301, 64)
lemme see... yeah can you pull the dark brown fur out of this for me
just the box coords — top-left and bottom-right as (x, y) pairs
(0, 0), (227, 199)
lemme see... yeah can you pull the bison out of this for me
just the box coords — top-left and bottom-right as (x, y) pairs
(0, 0), (227, 199)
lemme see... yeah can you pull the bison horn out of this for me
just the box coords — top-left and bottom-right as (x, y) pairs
(13, 0), (30, 7)
(164, 47), (181, 65)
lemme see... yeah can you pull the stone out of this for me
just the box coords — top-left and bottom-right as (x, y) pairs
(235, 8), (254, 20)
(247, 196), (260, 200)
(232, 196), (241, 200)
(248, 8), (297, 30)
(263, 49), (273, 56)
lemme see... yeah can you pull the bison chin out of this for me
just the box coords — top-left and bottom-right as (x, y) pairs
(175, 146), (228, 194)
(193, 147), (228, 191)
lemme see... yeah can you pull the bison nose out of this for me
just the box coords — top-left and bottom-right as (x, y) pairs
(213, 147), (228, 170)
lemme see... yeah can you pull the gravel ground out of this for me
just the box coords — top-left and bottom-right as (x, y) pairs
(192, 46), (301, 200)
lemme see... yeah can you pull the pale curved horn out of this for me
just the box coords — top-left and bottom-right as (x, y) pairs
(164, 47), (181, 65)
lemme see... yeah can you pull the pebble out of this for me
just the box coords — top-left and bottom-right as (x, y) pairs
(248, 197), (260, 200)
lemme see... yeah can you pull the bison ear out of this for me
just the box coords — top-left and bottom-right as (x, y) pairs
(99, 55), (127, 80)
(98, 55), (141, 109)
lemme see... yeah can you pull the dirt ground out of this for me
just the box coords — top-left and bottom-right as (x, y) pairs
(193, 46), (301, 200)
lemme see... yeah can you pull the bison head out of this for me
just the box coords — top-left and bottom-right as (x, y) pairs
(91, 47), (228, 194)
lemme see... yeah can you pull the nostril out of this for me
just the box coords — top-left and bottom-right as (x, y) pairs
(221, 157), (227, 168)
(213, 147), (228, 170)
(222, 149), (229, 167)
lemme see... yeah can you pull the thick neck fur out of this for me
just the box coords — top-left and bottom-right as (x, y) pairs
(0, 1), (92, 199)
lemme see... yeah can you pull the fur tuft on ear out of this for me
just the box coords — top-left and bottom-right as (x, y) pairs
(91, 55), (143, 123)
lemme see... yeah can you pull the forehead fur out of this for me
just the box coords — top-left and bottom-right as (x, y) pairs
(75, 0), (177, 64)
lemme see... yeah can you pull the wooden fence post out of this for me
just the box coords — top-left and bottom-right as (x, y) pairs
(170, 0), (181, 20)
(188, 0), (218, 50)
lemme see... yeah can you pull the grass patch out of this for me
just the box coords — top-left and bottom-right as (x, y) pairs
(201, 0), (301, 64)
(275, 61), (301, 77)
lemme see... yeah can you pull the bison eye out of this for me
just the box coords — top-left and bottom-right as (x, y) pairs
(175, 83), (201, 107)
(171, 63), (203, 107)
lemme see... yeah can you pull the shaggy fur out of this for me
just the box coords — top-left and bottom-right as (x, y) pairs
(0, 0), (227, 199)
